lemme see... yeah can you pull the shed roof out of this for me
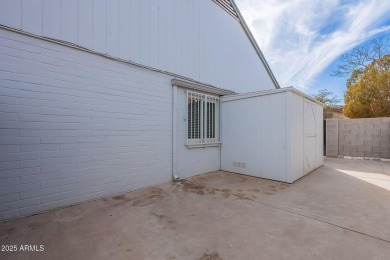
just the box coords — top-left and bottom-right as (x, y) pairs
(222, 87), (324, 106)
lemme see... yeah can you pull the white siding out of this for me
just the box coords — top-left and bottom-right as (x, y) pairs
(42, 0), (61, 39)
(21, 0), (43, 35)
(0, 0), (276, 92)
(61, 0), (78, 44)
(0, 29), (174, 221)
(118, 0), (131, 60)
(77, 0), (93, 49)
(0, 0), (22, 29)
(175, 88), (220, 179)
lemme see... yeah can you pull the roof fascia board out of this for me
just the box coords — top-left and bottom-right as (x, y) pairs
(222, 87), (323, 106)
(229, 0), (281, 89)
(171, 79), (235, 96)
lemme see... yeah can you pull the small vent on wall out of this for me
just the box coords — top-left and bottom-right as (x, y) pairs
(212, 0), (239, 20)
(233, 161), (246, 168)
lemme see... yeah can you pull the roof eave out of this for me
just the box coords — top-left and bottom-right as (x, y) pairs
(172, 79), (236, 96)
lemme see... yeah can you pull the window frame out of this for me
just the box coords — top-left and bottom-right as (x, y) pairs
(186, 90), (220, 147)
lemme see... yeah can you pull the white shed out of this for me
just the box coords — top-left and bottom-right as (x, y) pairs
(221, 87), (324, 183)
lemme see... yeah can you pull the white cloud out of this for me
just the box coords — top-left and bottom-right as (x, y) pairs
(235, 0), (390, 89)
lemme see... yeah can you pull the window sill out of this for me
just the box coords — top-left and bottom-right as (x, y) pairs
(185, 143), (221, 149)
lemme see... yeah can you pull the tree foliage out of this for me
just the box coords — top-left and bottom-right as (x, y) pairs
(343, 55), (390, 118)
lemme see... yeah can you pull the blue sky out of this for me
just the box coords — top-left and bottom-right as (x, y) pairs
(236, 0), (390, 104)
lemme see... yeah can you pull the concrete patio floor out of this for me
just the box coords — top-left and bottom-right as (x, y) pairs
(0, 157), (390, 259)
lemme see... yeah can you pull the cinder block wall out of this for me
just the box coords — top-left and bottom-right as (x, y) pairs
(325, 118), (390, 159)
(325, 119), (339, 157)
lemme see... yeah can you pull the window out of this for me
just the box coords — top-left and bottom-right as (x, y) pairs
(187, 91), (220, 145)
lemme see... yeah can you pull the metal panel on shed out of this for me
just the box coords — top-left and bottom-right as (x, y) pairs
(304, 99), (317, 174)
(315, 102), (324, 168)
(288, 92), (304, 182)
(221, 88), (323, 183)
(221, 91), (287, 182)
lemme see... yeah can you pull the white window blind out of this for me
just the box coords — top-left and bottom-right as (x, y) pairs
(187, 91), (220, 145)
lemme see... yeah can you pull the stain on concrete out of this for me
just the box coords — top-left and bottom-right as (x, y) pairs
(268, 185), (277, 191)
(28, 224), (37, 230)
(206, 188), (216, 195)
(132, 195), (163, 207)
(237, 176), (247, 182)
(28, 222), (46, 230)
(113, 195), (126, 201)
(181, 181), (206, 195)
(194, 176), (207, 183)
(198, 251), (223, 260)
(147, 187), (164, 194)
(249, 188), (260, 192)
(279, 184), (289, 189)
(221, 189), (231, 198)
(152, 213), (177, 230)
(235, 192), (245, 197)
(109, 187), (165, 207)
(1, 227), (16, 237)
(7, 227), (16, 234)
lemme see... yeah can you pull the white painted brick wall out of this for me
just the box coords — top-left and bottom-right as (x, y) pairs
(0, 28), (177, 221)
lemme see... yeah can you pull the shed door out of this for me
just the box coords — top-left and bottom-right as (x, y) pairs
(304, 99), (317, 174)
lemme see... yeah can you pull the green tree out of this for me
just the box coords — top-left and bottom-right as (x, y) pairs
(343, 55), (390, 118)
